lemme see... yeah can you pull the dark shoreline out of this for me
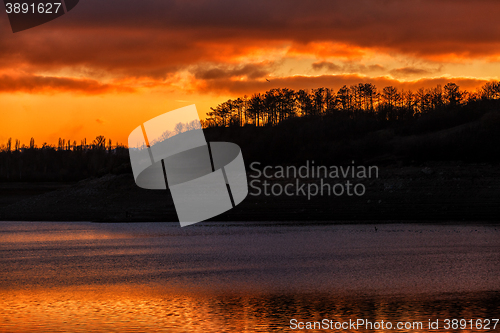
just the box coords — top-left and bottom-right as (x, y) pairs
(0, 161), (499, 223)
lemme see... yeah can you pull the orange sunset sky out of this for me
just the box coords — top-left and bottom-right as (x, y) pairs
(1, 0), (500, 146)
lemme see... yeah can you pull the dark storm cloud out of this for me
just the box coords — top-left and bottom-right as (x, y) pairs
(1, 0), (498, 93)
(1, 0), (499, 69)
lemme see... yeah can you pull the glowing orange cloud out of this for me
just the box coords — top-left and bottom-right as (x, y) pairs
(193, 74), (491, 96)
(287, 42), (369, 60)
(0, 74), (134, 94)
(2, 0), (500, 145)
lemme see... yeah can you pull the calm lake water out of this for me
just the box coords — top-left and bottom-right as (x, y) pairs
(0, 222), (499, 332)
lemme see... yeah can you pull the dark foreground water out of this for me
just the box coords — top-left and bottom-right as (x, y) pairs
(0, 222), (499, 332)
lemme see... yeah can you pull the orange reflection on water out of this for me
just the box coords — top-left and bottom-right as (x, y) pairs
(1, 285), (210, 333)
(0, 223), (132, 244)
(1, 284), (498, 333)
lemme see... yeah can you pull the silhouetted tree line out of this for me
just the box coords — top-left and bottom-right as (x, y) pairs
(203, 82), (500, 127)
(0, 136), (130, 182)
(203, 81), (500, 165)
(2, 81), (500, 183)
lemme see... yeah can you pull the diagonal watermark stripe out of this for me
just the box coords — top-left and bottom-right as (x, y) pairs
(128, 105), (248, 227)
